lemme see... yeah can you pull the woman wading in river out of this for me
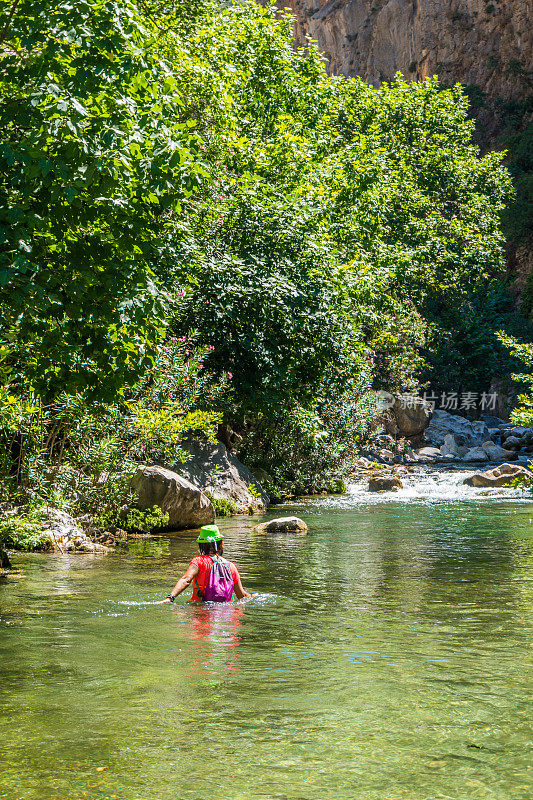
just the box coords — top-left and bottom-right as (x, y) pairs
(160, 525), (251, 603)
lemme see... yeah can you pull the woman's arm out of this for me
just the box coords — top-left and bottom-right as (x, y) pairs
(159, 562), (199, 603)
(233, 575), (251, 600)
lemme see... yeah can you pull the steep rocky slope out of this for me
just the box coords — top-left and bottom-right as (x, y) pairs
(284, 0), (532, 100)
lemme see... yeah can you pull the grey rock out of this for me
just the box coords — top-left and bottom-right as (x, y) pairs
(521, 430), (533, 448)
(131, 465), (215, 530)
(254, 516), (308, 534)
(368, 476), (404, 492)
(483, 416), (507, 428)
(462, 447), (489, 462)
(174, 439), (269, 511)
(42, 509), (109, 553)
(425, 411), (489, 448)
(464, 463), (532, 488)
(482, 441), (518, 462)
(440, 433), (462, 457)
(503, 435), (522, 451)
(380, 449), (395, 461)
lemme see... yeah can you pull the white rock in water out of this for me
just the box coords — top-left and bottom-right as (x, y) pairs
(253, 516), (307, 534)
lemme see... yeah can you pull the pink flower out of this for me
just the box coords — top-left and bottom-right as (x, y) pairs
(170, 337), (177, 342)
(227, 372), (233, 380)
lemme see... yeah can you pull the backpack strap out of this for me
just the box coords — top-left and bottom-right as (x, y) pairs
(194, 576), (204, 601)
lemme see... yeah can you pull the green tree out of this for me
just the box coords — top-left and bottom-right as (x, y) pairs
(0, 0), (205, 399)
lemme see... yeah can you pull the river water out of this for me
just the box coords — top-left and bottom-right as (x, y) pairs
(1, 469), (532, 800)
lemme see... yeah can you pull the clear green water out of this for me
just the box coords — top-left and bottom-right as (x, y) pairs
(1, 492), (533, 800)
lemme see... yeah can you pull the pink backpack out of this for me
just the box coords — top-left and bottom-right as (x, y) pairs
(196, 556), (234, 602)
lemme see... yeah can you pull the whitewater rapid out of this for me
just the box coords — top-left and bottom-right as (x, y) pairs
(300, 466), (533, 509)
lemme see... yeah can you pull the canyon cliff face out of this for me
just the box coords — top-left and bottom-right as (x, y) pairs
(283, 0), (532, 100)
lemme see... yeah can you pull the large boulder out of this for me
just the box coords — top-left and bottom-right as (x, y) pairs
(392, 397), (432, 439)
(42, 509), (109, 553)
(463, 463), (532, 488)
(482, 441), (518, 462)
(254, 516), (307, 534)
(131, 465), (215, 530)
(368, 476), (403, 492)
(425, 410), (489, 448)
(174, 439), (269, 512)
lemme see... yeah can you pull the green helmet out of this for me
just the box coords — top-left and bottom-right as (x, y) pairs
(197, 524), (223, 544)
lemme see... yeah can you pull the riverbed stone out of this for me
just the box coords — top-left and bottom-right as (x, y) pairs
(425, 410), (489, 448)
(368, 476), (404, 492)
(131, 465), (215, 530)
(463, 463), (532, 488)
(482, 416), (507, 428)
(253, 516), (308, 534)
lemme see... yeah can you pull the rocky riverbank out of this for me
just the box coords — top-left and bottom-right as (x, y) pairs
(366, 404), (533, 468)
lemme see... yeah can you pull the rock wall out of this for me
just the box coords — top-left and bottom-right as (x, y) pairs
(282, 0), (532, 100)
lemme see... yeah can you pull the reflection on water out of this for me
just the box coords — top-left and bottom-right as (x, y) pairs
(1, 482), (532, 799)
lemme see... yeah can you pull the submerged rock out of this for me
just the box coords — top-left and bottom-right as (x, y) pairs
(131, 465), (214, 530)
(253, 516), (308, 534)
(174, 439), (269, 512)
(463, 463), (532, 488)
(368, 476), (403, 492)
(42, 509), (109, 553)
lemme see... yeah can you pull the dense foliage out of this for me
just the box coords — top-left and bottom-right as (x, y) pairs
(0, 0), (524, 525)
